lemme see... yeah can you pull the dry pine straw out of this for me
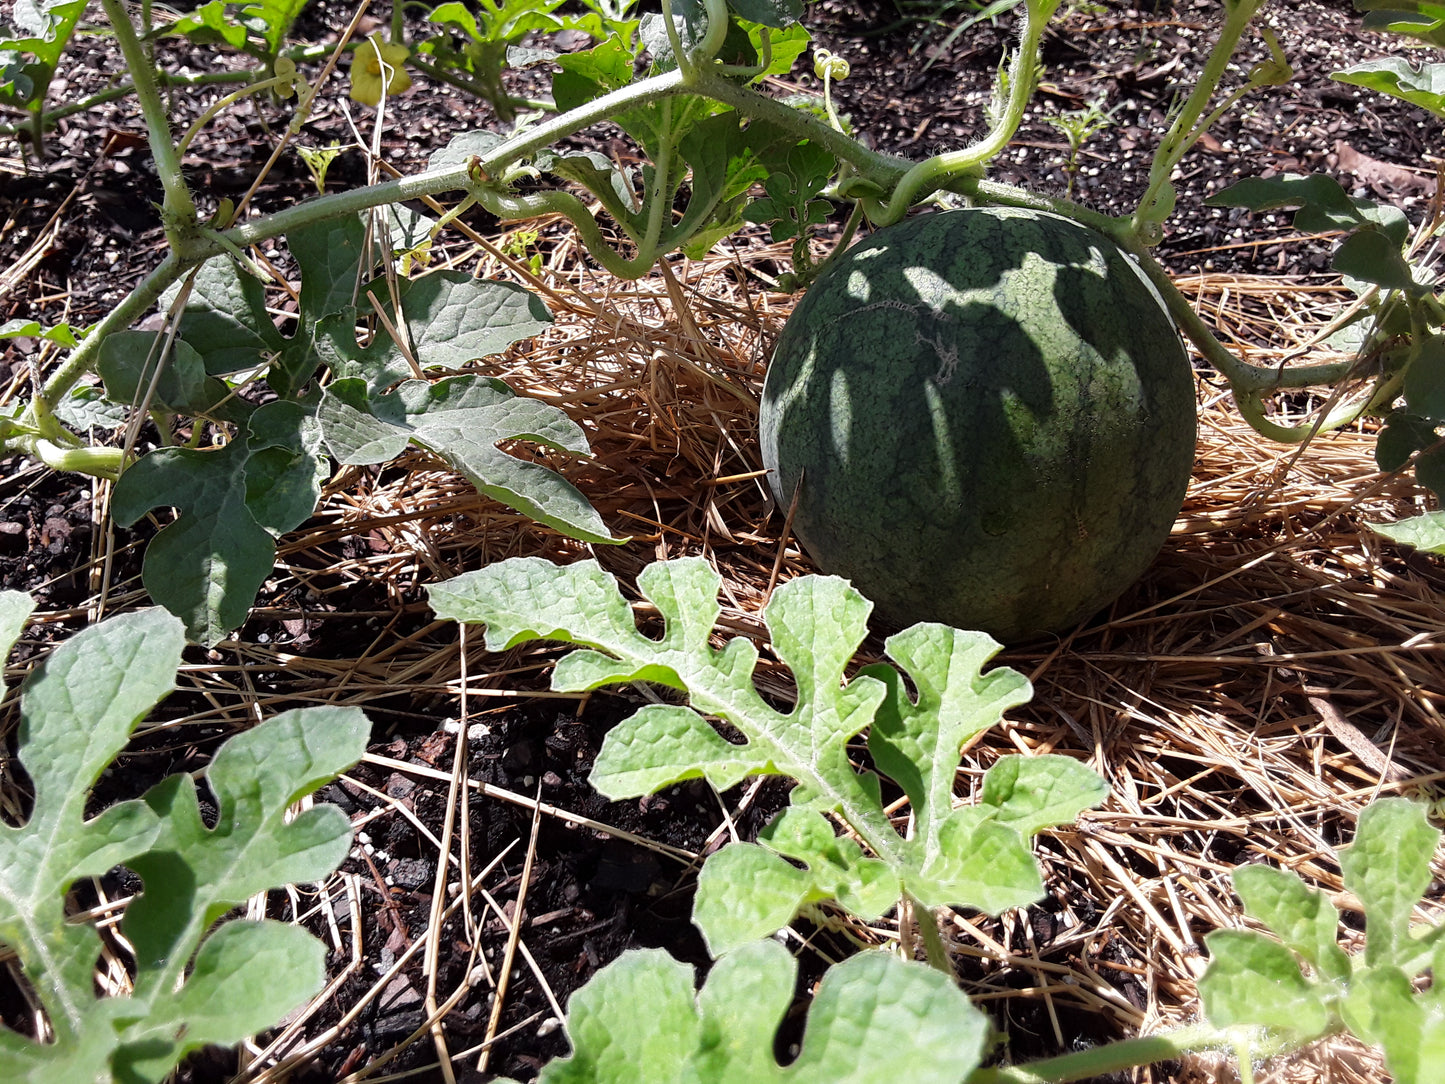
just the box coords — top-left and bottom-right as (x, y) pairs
(4, 220), (1445, 1084)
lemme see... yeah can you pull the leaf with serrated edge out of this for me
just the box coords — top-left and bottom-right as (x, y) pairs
(0, 999), (127, 1082)
(865, 624), (1029, 848)
(430, 556), (1070, 945)
(1233, 864), (1351, 983)
(537, 948), (698, 1083)
(318, 376), (616, 543)
(0, 610), (180, 1041)
(1370, 511), (1445, 555)
(112, 438), (276, 646)
(692, 843), (814, 960)
(315, 270), (551, 392)
(537, 941), (986, 1083)
(389, 271), (552, 370)
(694, 814), (900, 958)
(0, 591), (35, 696)
(1199, 929), (1331, 1038)
(111, 920), (327, 1084)
(1341, 965), (1445, 1084)
(915, 808), (1043, 913)
(977, 755), (1110, 838)
(244, 401), (329, 535)
(123, 706), (367, 993)
(1340, 798), (1440, 968)
(432, 557), (897, 861)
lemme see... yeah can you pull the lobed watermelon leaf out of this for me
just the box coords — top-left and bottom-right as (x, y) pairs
(317, 375), (620, 545)
(1200, 797), (1445, 1084)
(1333, 56), (1445, 115)
(428, 557), (1105, 956)
(0, 599), (368, 1082)
(493, 940), (988, 1084)
(112, 402), (327, 645)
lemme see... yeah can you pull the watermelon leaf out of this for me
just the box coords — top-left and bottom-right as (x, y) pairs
(111, 402), (327, 645)
(0, 603), (367, 1082)
(317, 376), (619, 544)
(495, 941), (988, 1084)
(1333, 57), (1445, 116)
(1205, 172), (1410, 245)
(1199, 798), (1445, 1083)
(1353, 1), (1445, 48)
(1370, 510), (1445, 553)
(427, 557), (1103, 955)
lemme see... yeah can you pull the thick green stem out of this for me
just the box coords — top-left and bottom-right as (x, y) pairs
(870, 0), (1062, 225)
(958, 177), (1132, 241)
(98, 0), (199, 241)
(476, 188), (657, 279)
(912, 899), (953, 973)
(967, 1023), (1317, 1084)
(1132, 0), (1278, 240)
(35, 252), (185, 413)
(1121, 236), (1355, 393)
(1233, 385), (1375, 443)
(691, 69), (913, 191)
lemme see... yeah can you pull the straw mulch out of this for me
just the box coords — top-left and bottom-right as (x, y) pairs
(11, 218), (1444, 1083)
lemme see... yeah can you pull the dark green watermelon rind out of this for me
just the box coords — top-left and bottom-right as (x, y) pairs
(759, 207), (1196, 642)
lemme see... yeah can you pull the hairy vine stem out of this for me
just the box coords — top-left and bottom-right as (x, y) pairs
(24, 0), (1350, 460)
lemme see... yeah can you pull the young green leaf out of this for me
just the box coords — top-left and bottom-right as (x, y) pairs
(1375, 412), (1440, 472)
(111, 705), (367, 1079)
(1340, 966), (1445, 1084)
(742, 140), (835, 244)
(1205, 172), (1410, 245)
(1232, 864), (1351, 983)
(318, 375), (618, 544)
(239, 0), (308, 58)
(114, 439), (272, 645)
(1368, 510), (1445, 554)
(1332, 225), (1418, 291)
(428, 557), (1103, 954)
(0, 590), (35, 693)
(1199, 930), (1332, 1039)
(1354, 1), (1445, 48)
(691, 809), (899, 954)
(500, 940), (987, 1084)
(53, 385), (130, 431)
(0, 605), (368, 1081)
(316, 270), (553, 392)
(0, 608), (181, 1043)
(173, 216), (366, 397)
(1339, 797), (1441, 968)
(1404, 333), (1445, 419)
(0, 0), (88, 112)
(1333, 57), (1445, 117)
(98, 331), (249, 421)
(0, 317), (79, 347)
(110, 921), (328, 1084)
(164, 0), (250, 50)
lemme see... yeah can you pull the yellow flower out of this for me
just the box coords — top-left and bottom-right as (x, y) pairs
(349, 34), (412, 106)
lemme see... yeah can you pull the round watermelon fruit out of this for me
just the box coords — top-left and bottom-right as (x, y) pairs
(758, 206), (1196, 642)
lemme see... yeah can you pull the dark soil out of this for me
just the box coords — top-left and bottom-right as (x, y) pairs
(1, 2), (1439, 1081)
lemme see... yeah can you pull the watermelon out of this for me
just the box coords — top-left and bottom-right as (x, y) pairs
(758, 206), (1196, 642)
